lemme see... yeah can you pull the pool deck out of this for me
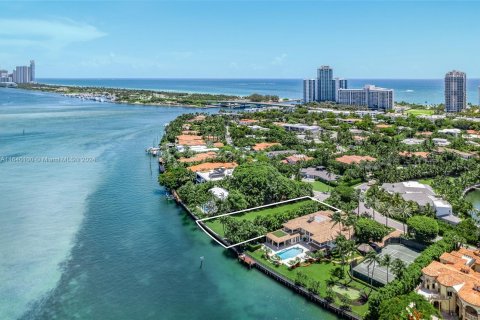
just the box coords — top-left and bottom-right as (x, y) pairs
(266, 243), (311, 265)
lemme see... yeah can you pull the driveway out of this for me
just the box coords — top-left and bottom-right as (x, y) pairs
(355, 201), (406, 233)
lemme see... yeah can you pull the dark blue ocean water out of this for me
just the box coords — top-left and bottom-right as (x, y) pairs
(0, 88), (337, 320)
(40, 78), (480, 105)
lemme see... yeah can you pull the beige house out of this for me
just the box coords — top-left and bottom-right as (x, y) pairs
(266, 211), (351, 250)
(417, 248), (480, 319)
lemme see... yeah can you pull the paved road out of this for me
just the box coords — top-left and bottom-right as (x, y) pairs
(355, 201), (407, 233)
(225, 126), (233, 146)
(313, 191), (330, 202)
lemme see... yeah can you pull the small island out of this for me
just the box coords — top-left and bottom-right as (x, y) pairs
(16, 83), (283, 108)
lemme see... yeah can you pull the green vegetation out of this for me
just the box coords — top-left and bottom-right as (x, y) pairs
(405, 109), (435, 116)
(417, 178), (434, 186)
(332, 285), (361, 300)
(204, 199), (314, 237)
(249, 248), (372, 316)
(406, 216), (439, 242)
(19, 83), (242, 107)
(378, 292), (440, 320)
(310, 180), (333, 192)
(354, 218), (390, 243)
(272, 230), (288, 237)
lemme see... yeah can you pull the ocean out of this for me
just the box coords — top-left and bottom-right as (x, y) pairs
(39, 78), (480, 105)
(0, 88), (337, 320)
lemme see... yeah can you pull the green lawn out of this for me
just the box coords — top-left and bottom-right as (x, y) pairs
(332, 285), (361, 300)
(405, 109), (435, 116)
(310, 181), (333, 192)
(205, 199), (315, 237)
(418, 178), (434, 186)
(272, 230), (288, 237)
(248, 249), (372, 316)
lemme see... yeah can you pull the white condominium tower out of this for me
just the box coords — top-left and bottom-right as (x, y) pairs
(317, 65), (335, 102)
(10, 60), (35, 84)
(337, 85), (394, 111)
(303, 66), (346, 103)
(303, 79), (318, 103)
(333, 77), (348, 101)
(445, 70), (466, 113)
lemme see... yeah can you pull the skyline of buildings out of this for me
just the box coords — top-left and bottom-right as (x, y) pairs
(303, 65), (394, 110)
(445, 70), (467, 113)
(0, 60), (36, 84)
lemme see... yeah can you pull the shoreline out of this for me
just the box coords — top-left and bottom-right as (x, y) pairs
(15, 83), (285, 109)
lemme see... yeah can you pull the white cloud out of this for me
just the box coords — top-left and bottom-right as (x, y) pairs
(271, 53), (287, 65)
(0, 18), (106, 48)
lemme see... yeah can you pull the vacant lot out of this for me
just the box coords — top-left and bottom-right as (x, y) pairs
(205, 199), (315, 237)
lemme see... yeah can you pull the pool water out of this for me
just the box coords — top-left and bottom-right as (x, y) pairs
(277, 247), (304, 260)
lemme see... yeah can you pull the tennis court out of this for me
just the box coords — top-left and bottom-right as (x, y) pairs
(352, 244), (421, 286)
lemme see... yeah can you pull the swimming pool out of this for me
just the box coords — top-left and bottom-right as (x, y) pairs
(277, 247), (304, 260)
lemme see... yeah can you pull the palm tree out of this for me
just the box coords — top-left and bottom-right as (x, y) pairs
(218, 215), (230, 237)
(344, 213), (357, 239)
(364, 251), (381, 286)
(331, 211), (344, 231)
(381, 254), (393, 283)
(396, 201), (413, 234)
(391, 258), (407, 279)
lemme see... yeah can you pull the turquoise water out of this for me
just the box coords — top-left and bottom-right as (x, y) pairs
(0, 88), (337, 320)
(277, 247), (304, 260)
(39, 78), (480, 104)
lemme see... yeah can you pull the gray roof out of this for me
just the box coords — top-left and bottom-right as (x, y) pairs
(381, 181), (436, 207)
(300, 167), (339, 182)
(439, 214), (461, 225)
(266, 150), (296, 157)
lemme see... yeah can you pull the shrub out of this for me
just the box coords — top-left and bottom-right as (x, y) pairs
(407, 216), (438, 242)
(355, 218), (390, 243)
(378, 292), (440, 320)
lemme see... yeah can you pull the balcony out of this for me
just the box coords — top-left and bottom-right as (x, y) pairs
(465, 313), (478, 320)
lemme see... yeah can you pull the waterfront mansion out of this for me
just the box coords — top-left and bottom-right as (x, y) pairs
(265, 211), (351, 250)
(417, 248), (480, 319)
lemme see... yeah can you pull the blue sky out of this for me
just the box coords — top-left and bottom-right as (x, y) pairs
(0, 1), (479, 79)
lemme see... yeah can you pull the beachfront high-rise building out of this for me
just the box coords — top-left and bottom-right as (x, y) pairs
(317, 66), (335, 101)
(333, 78), (348, 101)
(30, 60), (35, 83)
(445, 70), (466, 113)
(303, 79), (318, 103)
(8, 60), (36, 84)
(337, 85), (394, 111)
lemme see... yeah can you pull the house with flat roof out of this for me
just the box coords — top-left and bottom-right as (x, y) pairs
(300, 166), (339, 182)
(438, 128), (462, 136)
(402, 138), (425, 146)
(417, 248), (480, 319)
(433, 138), (451, 147)
(188, 162), (238, 183)
(281, 123), (321, 133)
(266, 211), (351, 250)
